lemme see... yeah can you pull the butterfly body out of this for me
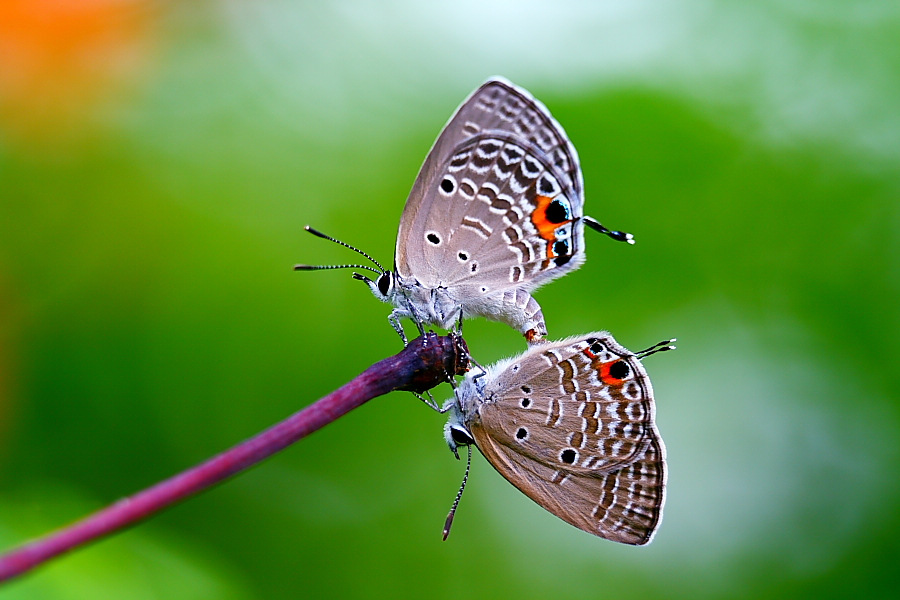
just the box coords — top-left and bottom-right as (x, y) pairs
(362, 270), (555, 341)
(443, 332), (667, 545)
(301, 77), (633, 343)
(354, 77), (621, 343)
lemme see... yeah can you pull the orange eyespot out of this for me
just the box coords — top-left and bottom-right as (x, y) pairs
(531, 195), (575, 268)
(531, 195), (560, 242)
(599, 360), (631, 386)
(530, 195), (573, 242)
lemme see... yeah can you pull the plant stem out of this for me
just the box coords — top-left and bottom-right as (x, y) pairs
(0, 332), (468, 583)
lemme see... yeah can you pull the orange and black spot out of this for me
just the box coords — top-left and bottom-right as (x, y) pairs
(599, 360), (631, 386)
(582, 345), (631, 387)
(530, 195), (573, 266)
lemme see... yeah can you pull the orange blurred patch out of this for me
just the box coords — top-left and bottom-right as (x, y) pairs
(0, 0), (153, 140)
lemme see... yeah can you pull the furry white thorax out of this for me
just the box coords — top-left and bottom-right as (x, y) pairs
(362, 270), (543, 337)
(361, 271), (461, 330)
(440, 361), (506, 457)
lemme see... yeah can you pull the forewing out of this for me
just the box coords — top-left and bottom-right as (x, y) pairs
(396, 78), (585, 292)
(471, 425), (666, 545)
(476, 332), (658, 475)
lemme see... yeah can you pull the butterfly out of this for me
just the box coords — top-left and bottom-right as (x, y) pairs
(442, 332), (672, 544)
(297, 77), (632, 344)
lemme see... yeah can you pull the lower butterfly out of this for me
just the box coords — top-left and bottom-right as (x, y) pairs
(441, 332), (674, 545)
(296, 77), (633, 344)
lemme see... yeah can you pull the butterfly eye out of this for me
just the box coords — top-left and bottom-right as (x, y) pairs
(449, 425), (474, 446)
(377, 272), (393, 296)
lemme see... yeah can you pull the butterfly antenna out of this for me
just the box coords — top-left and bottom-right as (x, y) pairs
(442, 444), (472, 541)
(293, 263), (382, 274)
(583, 216), (635, 245)
(636, 338), (677, 359)
(299, 225), (386, 273)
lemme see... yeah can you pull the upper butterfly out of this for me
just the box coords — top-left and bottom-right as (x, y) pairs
(296, 77), (633, 344)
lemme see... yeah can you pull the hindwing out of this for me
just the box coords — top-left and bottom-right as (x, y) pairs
(472, 332), (657, 474)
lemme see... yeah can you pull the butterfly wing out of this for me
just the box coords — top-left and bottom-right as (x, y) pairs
(471, 424), (666, 545)
(463, 332), (665, 543)
(472, 333), (658, 474)
(395, 78), (587, 294)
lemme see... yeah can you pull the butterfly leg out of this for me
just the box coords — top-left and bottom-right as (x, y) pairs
(411, 391), (442, 411)
(387, 310), (409, 345)
(468, 356), (488, 384)
(403, 296), (427, 338)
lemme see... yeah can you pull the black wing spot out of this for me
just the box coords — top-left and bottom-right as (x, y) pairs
(553, 239), (570, 256)
(503, 146), (523, 161)
(427, 233), (441, 245)
(515, 427), (528, 440)
(539, 175), (556, 195)
(520, 398), (531, 408)
(440, 177), (455, 194)
(560, 449), (577, 464)
(554, 253), (572, 267)
(609, 360), (631, 380)
(545, 198), (570, 223)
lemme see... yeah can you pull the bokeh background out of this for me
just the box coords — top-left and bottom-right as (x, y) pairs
(1, 1), (898, 598)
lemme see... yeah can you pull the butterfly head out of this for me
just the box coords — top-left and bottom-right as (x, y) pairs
(444, 421), (475, 461)
(352, 270), (397, 304)
(441, 396), (475, 460)
(295, 226), (398, 298)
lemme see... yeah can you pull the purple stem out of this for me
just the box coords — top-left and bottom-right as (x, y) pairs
(0, 332), (468, 584)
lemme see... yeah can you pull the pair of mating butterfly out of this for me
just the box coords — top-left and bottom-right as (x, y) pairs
(298, 78), (672, 546)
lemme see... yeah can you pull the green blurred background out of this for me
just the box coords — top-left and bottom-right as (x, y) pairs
(1, 1), (898, 598)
